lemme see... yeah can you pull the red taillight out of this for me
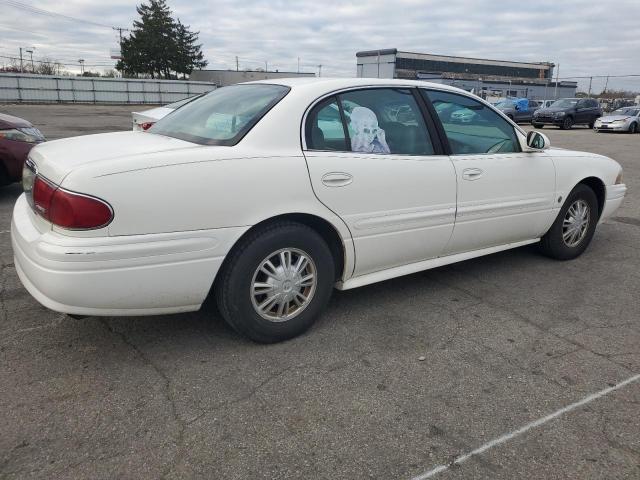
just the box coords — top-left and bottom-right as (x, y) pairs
(140, 122), (154, 131)
(32, 176), (113, 229)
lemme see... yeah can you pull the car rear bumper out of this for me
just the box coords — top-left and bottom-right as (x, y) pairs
(11, 194), (247, 316)
(600, 184), (627, 222)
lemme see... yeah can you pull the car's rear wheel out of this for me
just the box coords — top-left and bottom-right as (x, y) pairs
(561, 116), (573, 130)
(215, 221), (335, 343)
(539, 184), (598, 260)
(629, 122), (638, 134)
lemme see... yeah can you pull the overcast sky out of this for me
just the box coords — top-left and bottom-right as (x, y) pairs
(1, 0), (639, 91)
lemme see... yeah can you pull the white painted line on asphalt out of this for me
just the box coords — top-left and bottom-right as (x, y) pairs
(411, 373), (640, 480)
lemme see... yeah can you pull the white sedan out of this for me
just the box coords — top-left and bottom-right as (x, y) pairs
(12, 78), (627, 343)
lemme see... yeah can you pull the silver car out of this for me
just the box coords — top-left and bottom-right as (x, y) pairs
(594, 106), (640, 133)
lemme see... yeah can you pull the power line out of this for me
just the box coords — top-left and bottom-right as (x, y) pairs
(0, 0), (126, 30)
(0, 54), (114, 68)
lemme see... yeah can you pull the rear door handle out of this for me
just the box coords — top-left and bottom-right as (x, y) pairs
(462, 168), (484, 181)
(321, 172), (353, 187)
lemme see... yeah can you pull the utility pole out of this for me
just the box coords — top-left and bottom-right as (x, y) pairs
(19, 47), (23, 73)
(78, 59), (85, 75)
(112, 27), (129, 48)
(588, 76), (593, 97)
(317, 64), (322, 77)
(265, 60), (268, 72)
(603, 75), (609, 94)
(236, 56), (239, 71)
(297, 57), (300, 73)
(553, 63), (560, 100)
(26, 48), (35, 72)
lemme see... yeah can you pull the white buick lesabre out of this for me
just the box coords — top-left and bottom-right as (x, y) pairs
(12, 78), (627, 342)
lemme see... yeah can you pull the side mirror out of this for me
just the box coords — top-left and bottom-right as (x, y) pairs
(526, 130), (550, 150)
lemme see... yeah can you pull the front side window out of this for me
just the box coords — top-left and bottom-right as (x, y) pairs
(338, 88), (434, 155)
(424, 90), (520, 155)
(149, 84), (289, 145)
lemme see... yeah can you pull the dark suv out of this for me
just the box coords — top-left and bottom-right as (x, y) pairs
(532, 98), (602, 130)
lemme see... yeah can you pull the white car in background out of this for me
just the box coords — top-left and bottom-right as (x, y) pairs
(131, 94), (204, 131)
(12, 78), (626, 343)
(594, 106), (640, 133)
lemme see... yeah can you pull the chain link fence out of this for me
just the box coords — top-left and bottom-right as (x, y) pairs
(559, 75), (640, 112)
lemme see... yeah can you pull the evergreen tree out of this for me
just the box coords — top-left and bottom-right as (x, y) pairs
(117, 0), (207, 79)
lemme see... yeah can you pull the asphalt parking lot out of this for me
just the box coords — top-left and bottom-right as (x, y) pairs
(0, 103), (638, 479)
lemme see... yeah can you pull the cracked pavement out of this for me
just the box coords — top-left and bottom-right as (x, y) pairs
(0, 104), (638, 479)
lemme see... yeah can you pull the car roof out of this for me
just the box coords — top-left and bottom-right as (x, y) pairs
(244, 76), (470, 95)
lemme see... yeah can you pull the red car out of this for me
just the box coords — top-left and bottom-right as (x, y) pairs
(0, 113), (46, 186)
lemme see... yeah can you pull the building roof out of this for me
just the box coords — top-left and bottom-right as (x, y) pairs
(357, 48), (554, 69)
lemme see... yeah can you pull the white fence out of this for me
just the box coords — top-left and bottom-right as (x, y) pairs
(0, 73), (215, 104)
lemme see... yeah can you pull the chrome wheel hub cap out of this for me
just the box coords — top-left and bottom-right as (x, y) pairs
(251, 248), (317, 322)
(562, 199), (590, 247)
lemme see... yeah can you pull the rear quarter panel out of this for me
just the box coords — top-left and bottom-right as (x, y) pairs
(59, 146), (353, 249)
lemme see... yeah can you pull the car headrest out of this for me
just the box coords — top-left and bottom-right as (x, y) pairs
(311, 125), (325, 149)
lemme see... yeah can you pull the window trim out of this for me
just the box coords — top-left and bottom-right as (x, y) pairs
(304, 95), (349, 152)
(419, 88), (523, 155)
(301, 86), (445, 156)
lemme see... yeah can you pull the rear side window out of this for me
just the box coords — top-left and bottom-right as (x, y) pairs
(338, 88), (435, 155)
(149, 84), (289, 146)
(305, 97), (348, 151)
(305, 88), (435, 156)
(424, 90), (520, 155)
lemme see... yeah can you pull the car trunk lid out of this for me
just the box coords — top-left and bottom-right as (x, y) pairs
(29, 131), (199, 184)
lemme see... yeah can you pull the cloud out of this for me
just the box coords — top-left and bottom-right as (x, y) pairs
(1, 0), (639, 91)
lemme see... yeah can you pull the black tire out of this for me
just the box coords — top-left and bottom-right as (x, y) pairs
(539, 184), (599, 260)
(215, 221), (335, 343)
(629, 122), (638, 134)
(588, 119), (596, 129)
(533, 123), (544, 129)
(560, 116), (573, 130)
(0, 164), (9, 187)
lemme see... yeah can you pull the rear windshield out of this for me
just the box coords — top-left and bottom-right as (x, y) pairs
(149, 84), (290, 145)
(164, 94), (204, 109)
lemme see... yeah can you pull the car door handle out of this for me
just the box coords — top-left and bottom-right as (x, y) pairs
(462, 168), (484, 181)
(321, 172), (353, 187)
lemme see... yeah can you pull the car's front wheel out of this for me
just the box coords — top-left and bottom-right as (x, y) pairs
(539, 184), (599, 260)
(629, 122), (638, 134)
(215, 221), (335, 343)
(561, 116), (573, 130)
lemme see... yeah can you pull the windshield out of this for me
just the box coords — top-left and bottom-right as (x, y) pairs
(164, 94), (204, 110)
(494, 100), (514, 108)
(149, 84), (290, 145)
(612, 108), (639, 116)
(551, 99), (578, 108)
